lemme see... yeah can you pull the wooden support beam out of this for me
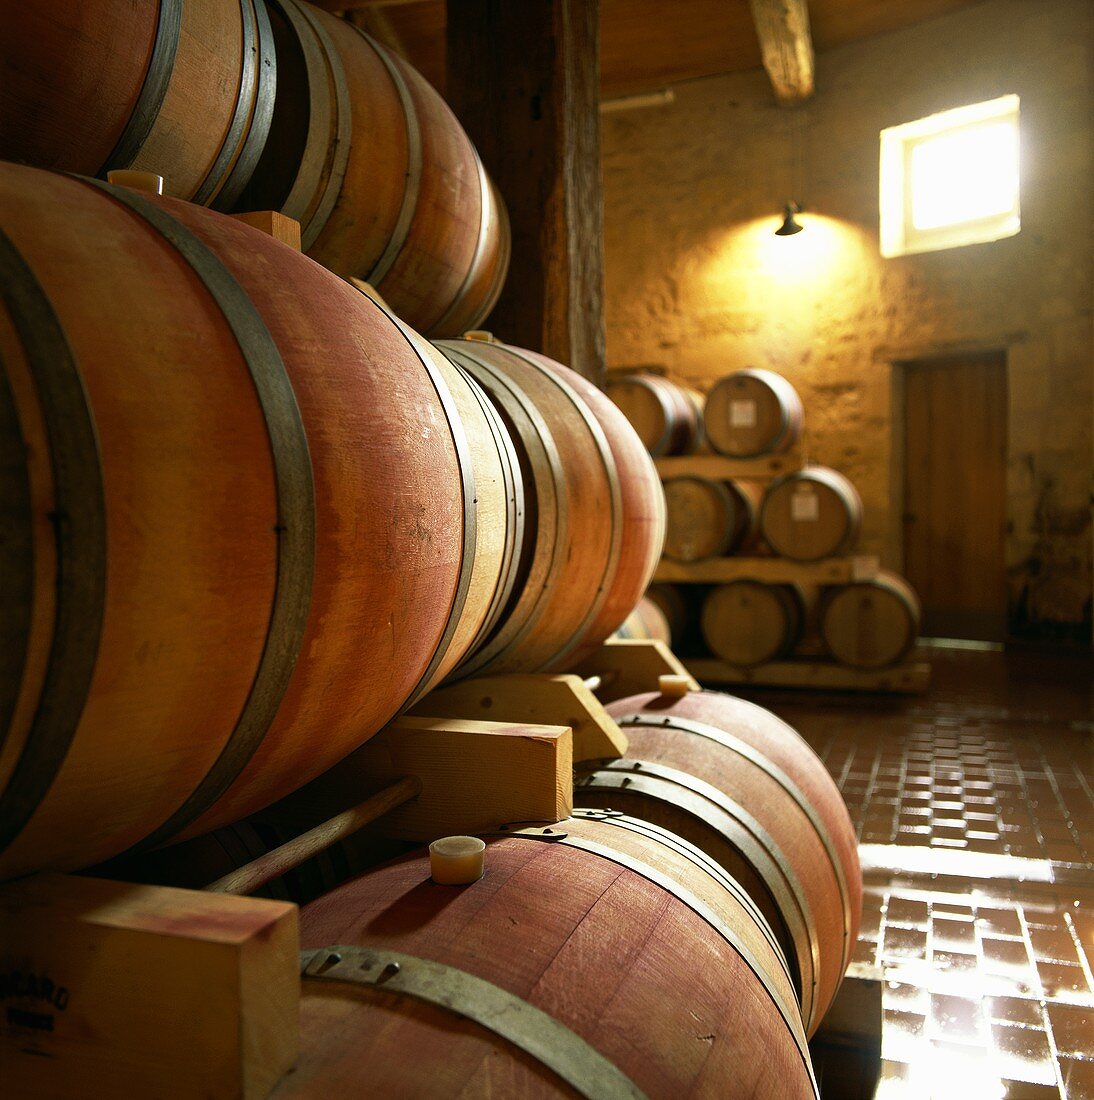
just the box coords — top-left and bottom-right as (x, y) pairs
(572, 638), (701, 703)
(411, 673), (627, 762)
(748, 0), (815, 105)
(230, 210), (302, 250)
(447, 0), (606, 385)
(0, 875), (298, 1098)
(272, 717), (573, 842)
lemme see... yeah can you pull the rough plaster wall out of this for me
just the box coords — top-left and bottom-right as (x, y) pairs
(601, 0), (1093, 635)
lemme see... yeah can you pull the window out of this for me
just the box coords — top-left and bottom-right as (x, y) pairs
(880, 95), (1020, 258)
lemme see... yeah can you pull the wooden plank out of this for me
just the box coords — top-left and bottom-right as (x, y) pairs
(654, 554), (879, 584)
(446, 0), (606, 384)
(229, 210), (302, 251)
(687, 656), (932, 693)
(571, 638), (701, 702)
(277, 717), (573, 841)
(654, 450), (804, 481)
(748, 0), (815, 105)
(0, 875), (298, 1098)
(411, 673), (627, 762)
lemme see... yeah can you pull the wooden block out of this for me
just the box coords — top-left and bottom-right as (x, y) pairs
(808, 975), (882, 1100)
(654, 554), (879, 585)
(278, 718), (573, 842)
(0, 874), (298, 1098)
(411, 673), (627, 763)
(230, 210), (302, 251)
(685, 657), (932, 694)
(571, 638), (701, 703)
(654, 450), (804, 481)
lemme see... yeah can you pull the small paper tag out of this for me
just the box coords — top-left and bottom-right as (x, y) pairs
(730, 399), (757, 428)
(791, 491), (819, 522)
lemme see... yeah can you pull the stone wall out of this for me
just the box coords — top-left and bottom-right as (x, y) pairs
(601, 0), (1092, 637)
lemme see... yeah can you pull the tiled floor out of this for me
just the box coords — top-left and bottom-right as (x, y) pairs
(732, 646), (1094, 1100)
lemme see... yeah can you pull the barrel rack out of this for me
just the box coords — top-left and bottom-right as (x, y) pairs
(652, 453), (931, 694)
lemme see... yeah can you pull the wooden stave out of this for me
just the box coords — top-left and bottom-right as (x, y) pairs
(255, 0), (509, 336)
(0, 164), (473, 878)
(0, 0), (276, 208)
(591, 689), (862, 1035)
(605, 373), (703, 456)
(288, 816), (817, 1099)
(615, 596), (673, 645)
(760, 466), (863, 562)
(519, 349), (666, 669)
(701, 581), (805, 666)
(820, 569), (922, 669)
(437, 339), (621, 676)
(705, 368), (804, 458)
(662, 475), (761, 562)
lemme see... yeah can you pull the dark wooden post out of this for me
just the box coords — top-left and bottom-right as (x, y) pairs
(446, 0), (606, 386)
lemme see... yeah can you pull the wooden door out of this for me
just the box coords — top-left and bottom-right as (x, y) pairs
(902, 351), (1008, 640)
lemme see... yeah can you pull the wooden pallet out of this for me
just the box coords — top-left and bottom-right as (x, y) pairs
(654, 450), (804, 481)
(654, 553), (880, 585)
(686, 655), (931, 694)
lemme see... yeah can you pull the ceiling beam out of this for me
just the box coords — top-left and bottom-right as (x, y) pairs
(748, 0), (815, 105)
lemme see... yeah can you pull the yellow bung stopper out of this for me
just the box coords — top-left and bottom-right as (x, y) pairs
(106, 170), (164, 195)
(429, 835), (486, 885)
(463, 330), (496, 343)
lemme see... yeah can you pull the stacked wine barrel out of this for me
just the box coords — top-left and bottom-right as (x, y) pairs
(1, 5), (865, 1093)
(609, 368), (923, 671)
(0, 0), (508, 336)
(0, 160), (665, 882)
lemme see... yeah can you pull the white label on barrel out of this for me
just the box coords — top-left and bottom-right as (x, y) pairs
(792, 491), (819, 521)
(730, 399), (757, 427)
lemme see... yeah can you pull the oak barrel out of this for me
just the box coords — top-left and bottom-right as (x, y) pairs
(615, 596), (673, 644)
(285, 812), (818, 1098)
(578, 690), (862, 1034)
(760, 466), (863, 562)
(0, 162), (500, 879)
(238, 0), (509, 335)
(701, 581), (805, 666)
(704, 369), (804, 457)
(605, 373), (704, 456)
(820, 570), (921, 669)
(663, 476), (763, 561)
(0, 0), (276, 210)
(436, 337), (665, 676)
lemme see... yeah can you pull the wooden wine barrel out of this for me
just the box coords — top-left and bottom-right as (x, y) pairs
(0, 162), (503, 880)
(236, 0), (509, 336)
(578, 690), (862, 1034)
(645, 584), (690, 645)
(605, 373), (704, 456)
(705, 369), (804, 457)
(0, 0), (276, 210)
(663, 476), (763, 561)
(760, 467), (863, 562)
(436, 338), (665, 676)
(820, 570), (921, 669)
(701, 581), (805, 666)
(615, 596), (672, 644)
(287, 812), (818, 1098)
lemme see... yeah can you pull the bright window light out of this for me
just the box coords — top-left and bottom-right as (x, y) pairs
(880, 95), (1020, 257)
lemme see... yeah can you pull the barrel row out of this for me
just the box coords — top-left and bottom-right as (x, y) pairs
(101, 683), (863, 1087)
(108, 686), (863, 1034)
(662, 467), (863, 563)
(649, 574), (921, 669)
(0, 162), (663, 881)
(606, 367), (805, 458)
(0, 0), (508, 335)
